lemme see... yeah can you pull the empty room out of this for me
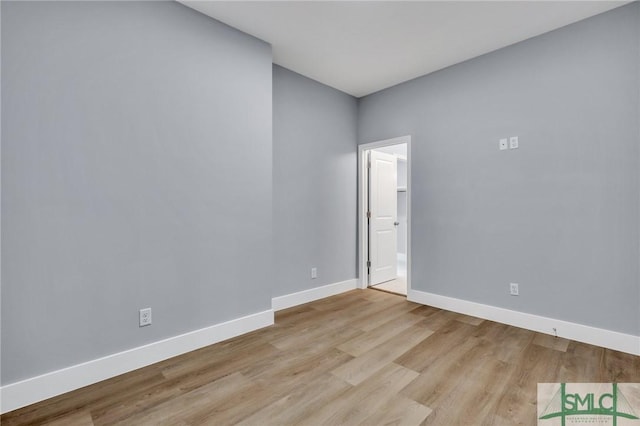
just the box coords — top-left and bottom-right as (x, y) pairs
(1, 1), (639, 425)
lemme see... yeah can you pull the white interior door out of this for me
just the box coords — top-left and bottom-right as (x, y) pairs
(369, 150), (398, 285)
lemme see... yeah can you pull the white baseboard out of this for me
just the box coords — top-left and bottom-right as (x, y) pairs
(0, 309), (274, 414)
(272, 278), (358, 311)
(408, 289), (640, 356)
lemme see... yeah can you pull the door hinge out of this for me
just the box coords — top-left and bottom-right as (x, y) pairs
(366, 211), (371, 219)
(367, 161), (371, 169)
(366, 260), (371, 268)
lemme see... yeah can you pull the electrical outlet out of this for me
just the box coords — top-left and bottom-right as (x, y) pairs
(510, 283), (519, 296)
(311, 267), (317, 279)
(499, 138), (508, 151)
(139, 308), (152, 327)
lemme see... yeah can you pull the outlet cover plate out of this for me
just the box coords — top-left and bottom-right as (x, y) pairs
(139, 308), (152, 327)
(510, 283), (519, 296)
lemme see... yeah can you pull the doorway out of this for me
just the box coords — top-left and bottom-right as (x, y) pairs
(358, 136), (411, 296)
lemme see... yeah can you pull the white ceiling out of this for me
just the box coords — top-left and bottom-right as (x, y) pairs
(180, 1), (628, 97)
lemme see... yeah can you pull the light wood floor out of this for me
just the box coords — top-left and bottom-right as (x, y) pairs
(2, 289), (638, 425)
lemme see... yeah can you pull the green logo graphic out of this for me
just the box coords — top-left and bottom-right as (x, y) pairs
(539, 383), (639, 426)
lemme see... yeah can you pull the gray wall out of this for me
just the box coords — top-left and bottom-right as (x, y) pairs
(1, 1), (273, 384)
(359, 3), (640, 335)
(273, 65), (357, 297)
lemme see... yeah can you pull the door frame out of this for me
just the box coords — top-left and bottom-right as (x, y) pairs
(358, 135), (412, 293)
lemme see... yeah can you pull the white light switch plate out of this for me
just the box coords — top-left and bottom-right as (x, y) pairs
(499, 138), (508, 150)
(509, 136), (519, 149)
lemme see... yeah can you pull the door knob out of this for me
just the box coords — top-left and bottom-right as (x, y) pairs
(394, 221), (400, 226)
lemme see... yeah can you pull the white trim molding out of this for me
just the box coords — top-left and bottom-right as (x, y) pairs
(272, 279), (358, 311)
(0, 309), (274, 414)
(408, 289), (640, 356)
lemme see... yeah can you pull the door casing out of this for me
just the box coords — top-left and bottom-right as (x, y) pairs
(357, 135), (411, 294)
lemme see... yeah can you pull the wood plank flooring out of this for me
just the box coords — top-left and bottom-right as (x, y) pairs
(2, 289), (638, 425)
